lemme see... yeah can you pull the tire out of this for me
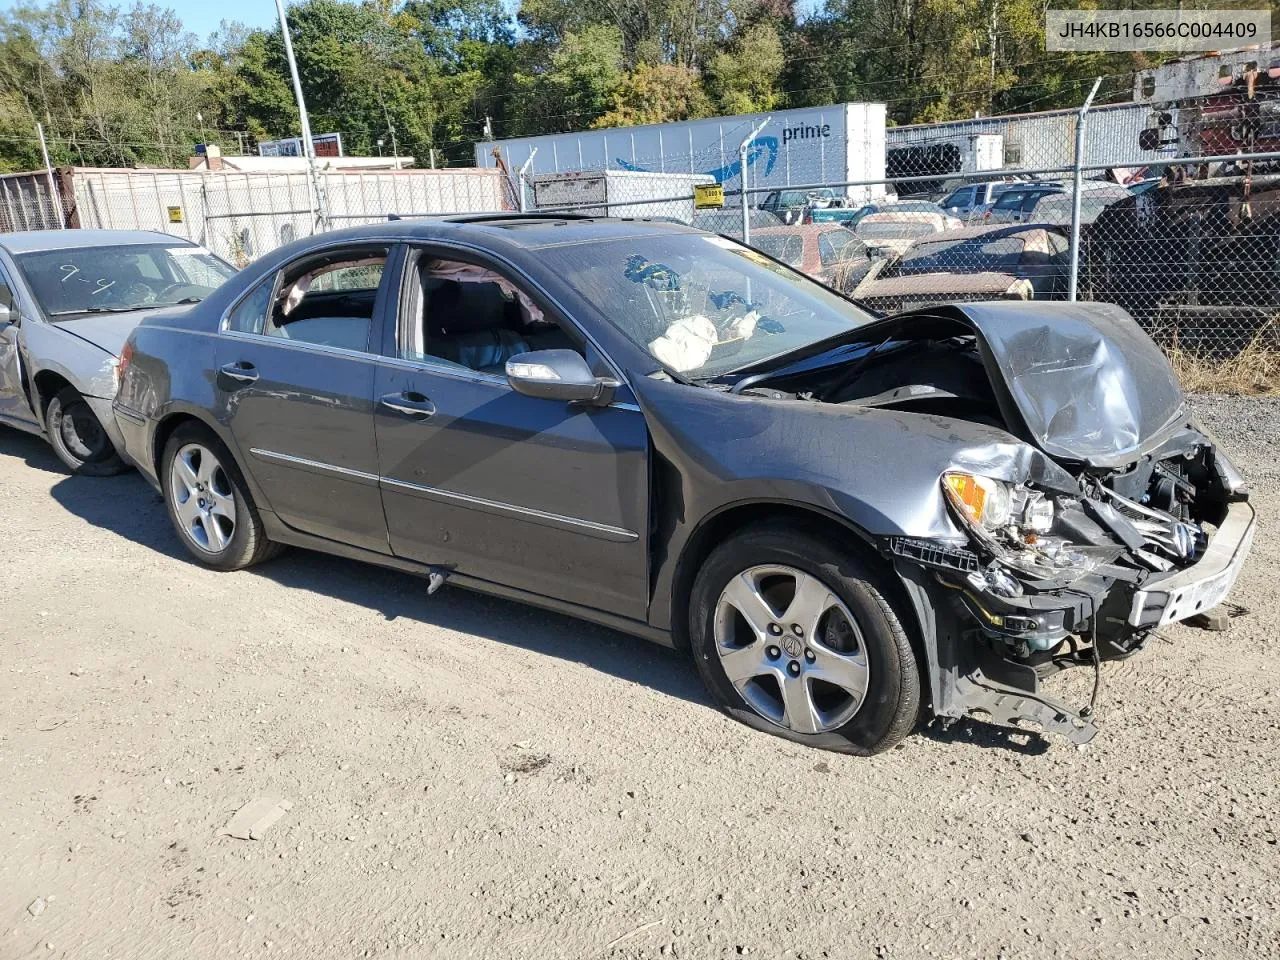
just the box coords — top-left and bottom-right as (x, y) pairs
(689, 521), (920, 755)
(160, 422), (281, 570)
(45, 386), (128, 476)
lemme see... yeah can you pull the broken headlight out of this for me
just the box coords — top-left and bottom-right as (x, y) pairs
(943, 472), (1096, 577)
(943, 473), (1056, 535)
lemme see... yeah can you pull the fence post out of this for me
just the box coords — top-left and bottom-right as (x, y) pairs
(739, 116), (771, 246)
(1068, 77), (1101, 302)
(517, 149), (538, 213)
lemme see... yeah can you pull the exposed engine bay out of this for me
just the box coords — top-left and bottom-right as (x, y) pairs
(721, 302), (1254, 743)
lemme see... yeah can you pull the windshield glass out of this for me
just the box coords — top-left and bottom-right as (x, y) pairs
(15, 243), (235, 318)
(542, 233), (875, 377)
(884, 236), (1025, 277)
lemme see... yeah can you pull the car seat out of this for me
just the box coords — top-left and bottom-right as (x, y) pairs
(426, 280), (531, 374)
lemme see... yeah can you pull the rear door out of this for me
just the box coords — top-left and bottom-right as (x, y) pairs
(0, 259), (37, 429)
(213, 243), (399, 554)
(372, 244), (651, 620)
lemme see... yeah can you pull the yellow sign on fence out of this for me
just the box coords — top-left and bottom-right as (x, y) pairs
(167, 206), (183, 224)
(693, 183), (724, 210)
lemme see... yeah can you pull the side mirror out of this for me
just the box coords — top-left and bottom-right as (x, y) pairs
(0, 302), (12, 326)
(505, 349), (619, 406)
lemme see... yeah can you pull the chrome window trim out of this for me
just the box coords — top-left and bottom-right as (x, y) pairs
(221, 329), (381, 365)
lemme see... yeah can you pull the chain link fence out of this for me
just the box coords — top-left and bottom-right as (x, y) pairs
(3, 97), (1278, 375)
(517, 101), (1280, 373)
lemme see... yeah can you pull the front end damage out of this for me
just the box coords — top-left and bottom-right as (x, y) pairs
(735, 300), (1255, 743)
(887, 430), (1253, 744)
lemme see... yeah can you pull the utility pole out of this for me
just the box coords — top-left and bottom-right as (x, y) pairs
(36, 122), (65, 229)
(274, 0), (329, 230)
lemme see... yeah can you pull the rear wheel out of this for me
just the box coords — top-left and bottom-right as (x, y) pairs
(45, 386), (128, 476)
(689, 522), (920, 755)
(161, 422), (280, 570)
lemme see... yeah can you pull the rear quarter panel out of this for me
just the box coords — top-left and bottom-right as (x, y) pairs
(115, 319), (228, 488)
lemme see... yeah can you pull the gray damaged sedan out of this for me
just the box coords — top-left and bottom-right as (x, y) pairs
(111, 215), (1254, 754)
(0, 230), (235, 474)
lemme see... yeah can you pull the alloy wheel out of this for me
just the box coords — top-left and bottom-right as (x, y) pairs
(714, 564), (870, 734)
(169, 442), (237, 554)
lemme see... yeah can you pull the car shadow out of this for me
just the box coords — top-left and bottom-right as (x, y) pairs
(15, 431), (709, 709)
(921, 716), (1051, 755)
(10, 428), (1056, 753)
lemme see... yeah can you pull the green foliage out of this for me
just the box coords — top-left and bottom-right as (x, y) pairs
(0, 0), (1203, 172)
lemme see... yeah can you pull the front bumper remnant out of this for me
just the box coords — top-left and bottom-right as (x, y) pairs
(1128, 500), (1255, 629)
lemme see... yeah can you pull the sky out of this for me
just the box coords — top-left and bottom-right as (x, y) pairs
(0, 0), (278, 43)
(160, 0), (276, 42)
(1, 0), (825, 48)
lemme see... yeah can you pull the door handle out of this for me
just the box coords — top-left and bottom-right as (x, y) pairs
(219, 361), (259, 384)
(379, 391), (436, 418)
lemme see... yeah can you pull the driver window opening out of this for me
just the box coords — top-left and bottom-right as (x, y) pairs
(262, 247), (388, 352)
(402, 255), (579, 375)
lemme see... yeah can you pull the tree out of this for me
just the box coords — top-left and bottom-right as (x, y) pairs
(593, 63), (712, 128)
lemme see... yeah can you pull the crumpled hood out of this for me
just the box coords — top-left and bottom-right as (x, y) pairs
(854, 300), (1188, 468)
(54, 305), (193, 357)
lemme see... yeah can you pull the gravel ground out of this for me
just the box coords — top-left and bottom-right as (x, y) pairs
(2, 396), (1278, 960)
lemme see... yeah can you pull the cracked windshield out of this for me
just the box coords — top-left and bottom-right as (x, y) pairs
(15, 244), (236, 318)
(546, 234), (876, 377)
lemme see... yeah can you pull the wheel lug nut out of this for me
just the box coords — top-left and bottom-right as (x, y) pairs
(805, 649), (816, 663)
(791, 624), (804, 637)
(766, 645), (780, 659)
(768, 623), (782, 636)
(787, 661), (801, 676)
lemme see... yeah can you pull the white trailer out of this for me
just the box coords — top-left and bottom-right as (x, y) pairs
(531, 170), (715, 222)
(477, 103), (888, 204)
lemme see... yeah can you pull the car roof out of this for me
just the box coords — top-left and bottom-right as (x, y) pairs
(290, 213), (707, 251)
(0, 229), (192, 254)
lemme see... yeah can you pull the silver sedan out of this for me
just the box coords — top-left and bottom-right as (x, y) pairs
(0, 229), (235, 473)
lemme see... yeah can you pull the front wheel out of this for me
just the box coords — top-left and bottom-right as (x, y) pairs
(689, 522), (920, 755)
(45, 386), (128, 476)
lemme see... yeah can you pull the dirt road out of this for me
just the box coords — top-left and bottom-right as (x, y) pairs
(2, 398), (1278, 959)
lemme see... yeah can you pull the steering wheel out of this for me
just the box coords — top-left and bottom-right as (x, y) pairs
(103, 280), (157, 306)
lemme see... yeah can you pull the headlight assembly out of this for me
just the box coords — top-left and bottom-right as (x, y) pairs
(943, 472), (1057, 537)
(942, 472), (1097, 578)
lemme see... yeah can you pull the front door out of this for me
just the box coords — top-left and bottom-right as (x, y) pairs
(372, 247), (650, 620)
(0, 261), (37, 430)
(213, 244), (397, 554)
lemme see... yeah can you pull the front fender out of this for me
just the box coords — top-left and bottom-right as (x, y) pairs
(632, 375), (1077, 633)
(24, 321), (116, 401)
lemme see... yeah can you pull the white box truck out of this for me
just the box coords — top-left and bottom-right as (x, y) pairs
(477, 103), (888, 205)
(531, 169), (716, 222)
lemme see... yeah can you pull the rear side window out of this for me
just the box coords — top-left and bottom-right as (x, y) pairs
(262, 248), (388, 352)
(225, 274), (275, 334)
